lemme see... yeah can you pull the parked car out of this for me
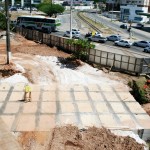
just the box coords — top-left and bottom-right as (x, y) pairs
(107, 35), (121, 41)
(9, 7), (17, 11)
(94, 32), (103, 37)
(10, 20), (17, 26)
(133, 41), (150, 48)
(72, 28), (80, 33)
(85, 32), (92, 38)
(114, 39), (132, 48)
(120, 24), (128, 29)
(143, 46), (150, 53)
(63, 31), (80, 39)
(88, 35), (107, 43)
(136, 23), (144, 29)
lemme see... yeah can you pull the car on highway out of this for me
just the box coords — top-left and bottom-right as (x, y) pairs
(120, 24), (128, 29)
(136, 23), (144, 29)
(133, 41), (150, 48)
(143, 46), (150, 53)
(88, 35), (107, 43)
(114, 39), (132, 48)
(72, 28), (80, 33)
(9, 7), (17, 11)
(107, 35), (121, 41)
(63, 31), (80, 39)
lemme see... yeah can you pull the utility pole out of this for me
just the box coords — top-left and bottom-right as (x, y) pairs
(70, 0), (73, 39)
(5, 0), (11, 64)
(111, 2), (114, 21)
(30, 0), (32, 15)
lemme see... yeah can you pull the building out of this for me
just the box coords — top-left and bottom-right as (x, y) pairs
(1, 0), (42, 7)
(120, 0), (150, 23)
(106, 0), (120, 11)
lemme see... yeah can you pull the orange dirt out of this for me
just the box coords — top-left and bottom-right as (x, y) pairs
(0, 31), (148, 149)
(17, 126), (145, 150)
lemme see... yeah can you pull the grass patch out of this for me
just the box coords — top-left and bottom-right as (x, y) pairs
(79, 12), (114, 34)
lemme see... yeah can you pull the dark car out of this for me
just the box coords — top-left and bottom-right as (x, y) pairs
(120, 24), (128, 29)
(9, 7), (17, 11)
(136, 23), (144, 29)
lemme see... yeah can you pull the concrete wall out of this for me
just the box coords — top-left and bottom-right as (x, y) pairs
(89, 49), (141, 73)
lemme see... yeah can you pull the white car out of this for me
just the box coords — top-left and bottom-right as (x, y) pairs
(72, 28), (80, 34)
(114, 39), (132, 48)
(143, 46), (150, 53)
(88, 35), (107, 43)
(63, 31), (80, 39)
(107, 35), (121, 41)
(133, 41), (150, 48)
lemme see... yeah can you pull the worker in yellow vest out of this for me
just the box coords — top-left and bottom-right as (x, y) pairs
(92, 31), (96, 36)
(24, 84), (32, 102)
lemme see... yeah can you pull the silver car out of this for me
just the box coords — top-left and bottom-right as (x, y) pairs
(114, 39), (132, 48)
(133, 41), (150, 48)
(107, 35), (121, 41)
(143, 46), (150, 53)
(63, 31), (80, 39)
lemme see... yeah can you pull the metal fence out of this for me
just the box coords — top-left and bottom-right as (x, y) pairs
(16, 27), (150, 75)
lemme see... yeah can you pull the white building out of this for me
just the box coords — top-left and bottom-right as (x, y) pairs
(120, 0), (150, 23)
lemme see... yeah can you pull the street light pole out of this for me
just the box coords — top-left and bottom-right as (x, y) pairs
(70, 0), (73, 39)
(5, 0), (11, 64)
(111, 1), (114, 21)
(30, 0), (32, 15)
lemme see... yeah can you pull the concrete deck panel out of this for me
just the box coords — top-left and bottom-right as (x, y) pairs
(0, 117), (22, 150)
(0, 83), (150, 141)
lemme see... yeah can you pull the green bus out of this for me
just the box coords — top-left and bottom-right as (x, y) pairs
(16, 15), (61, 33)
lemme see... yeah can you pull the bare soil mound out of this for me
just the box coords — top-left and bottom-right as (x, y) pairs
(18, 126), (144, 150)
(0, 62), (21, 78)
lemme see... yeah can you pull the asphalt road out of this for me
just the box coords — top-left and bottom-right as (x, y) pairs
(54, 13), (150, 58)
(86, 13), (150, 41)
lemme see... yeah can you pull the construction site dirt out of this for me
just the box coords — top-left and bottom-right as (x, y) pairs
(0, 32), (149, 150)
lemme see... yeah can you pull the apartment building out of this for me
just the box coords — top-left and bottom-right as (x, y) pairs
(120, 0), (150, 23)
(106, 0), (120, 11)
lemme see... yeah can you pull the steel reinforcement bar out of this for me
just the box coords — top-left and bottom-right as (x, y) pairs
(77, 12), (102, 33)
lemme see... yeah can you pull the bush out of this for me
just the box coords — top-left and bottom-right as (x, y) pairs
(0, 12), (6, 29)
(130, 77), (149, 104)
(66, 39), (95, 61)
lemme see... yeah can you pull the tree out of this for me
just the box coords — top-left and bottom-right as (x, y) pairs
(0, 12), (6, 30)
(37, 3), (65, 17)
(66, 39), (95, 61)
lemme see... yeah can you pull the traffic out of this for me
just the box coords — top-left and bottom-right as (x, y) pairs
(13, 12), (150, 55)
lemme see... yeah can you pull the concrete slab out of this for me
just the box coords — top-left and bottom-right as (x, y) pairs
(74, 92), (89, 101)
(0, 117), (22, 150)
(43, 91), (56, 101)
(0, 83), (150, 141)
(0, 92), (8, 102)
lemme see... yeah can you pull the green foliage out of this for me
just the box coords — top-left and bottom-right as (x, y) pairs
(0, 12), (6, 29)
(37, 3), (65, 17)
(43, 0), (52, 3)
(130, 77), (149, 104)
(66, 39), (95, 61)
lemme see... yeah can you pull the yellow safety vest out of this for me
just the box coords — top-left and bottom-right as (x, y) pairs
(92, 31), (96, 36)
(25, 85), (31, 92)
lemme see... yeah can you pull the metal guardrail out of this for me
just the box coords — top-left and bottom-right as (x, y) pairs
(16, 27), (150, 75)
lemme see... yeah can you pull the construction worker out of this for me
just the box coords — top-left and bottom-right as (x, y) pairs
(92, 31), (96, 36)
(24, 84), (32, 102)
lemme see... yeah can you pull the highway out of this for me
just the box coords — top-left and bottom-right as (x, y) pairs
(86, 13), (150, 41)
(53, 13), (150, 58)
